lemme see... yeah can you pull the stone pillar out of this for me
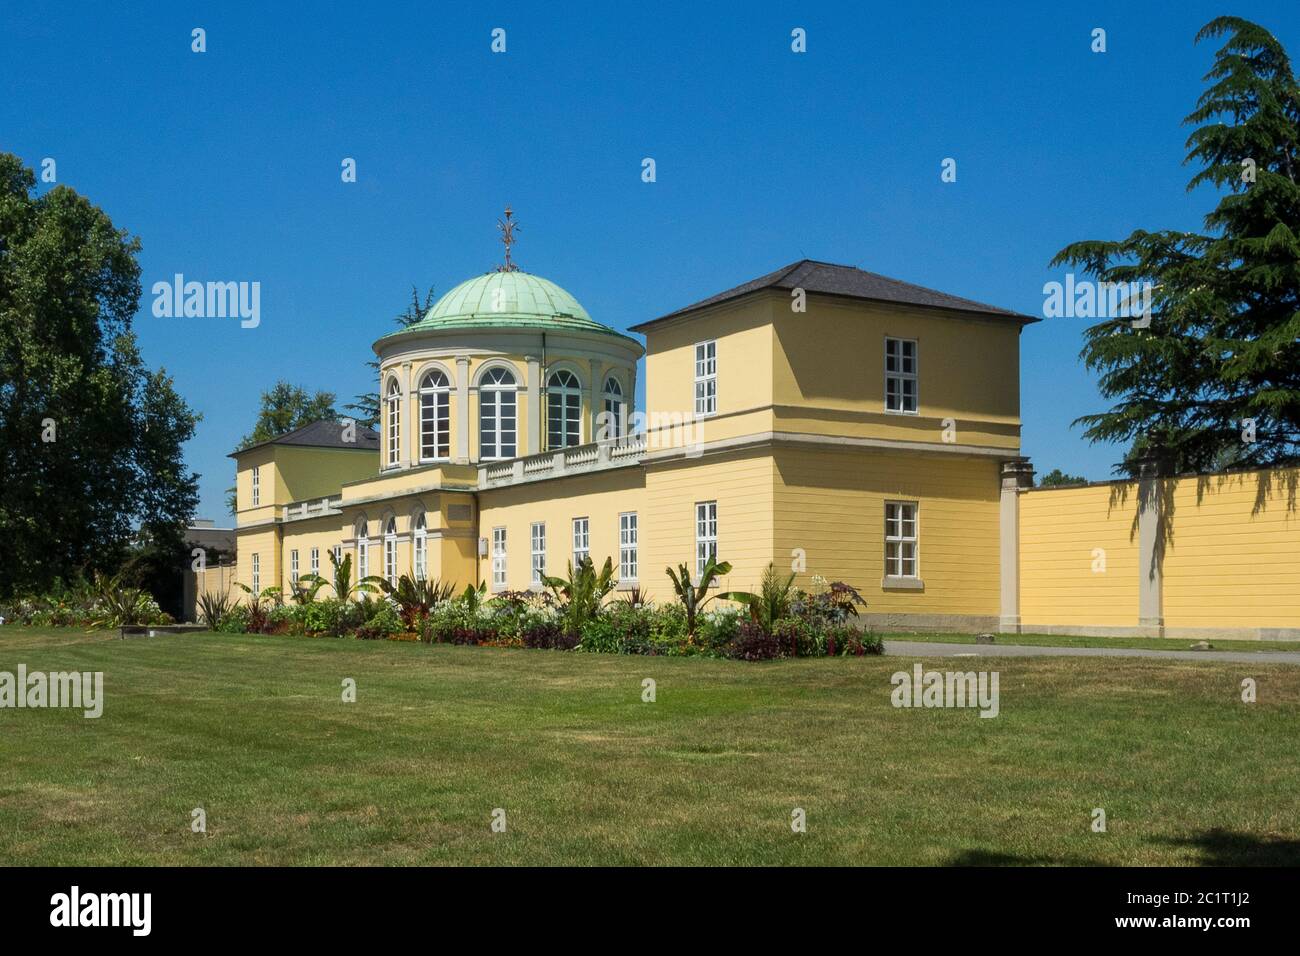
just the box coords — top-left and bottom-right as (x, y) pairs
(455, 356), (470, 464)
(999, 458), (1035, 633)
(526, 354), (540, 454)
(588, 358), (601, 444)
(627, 364), (637, 440)
(1136, 456), (1165, 633)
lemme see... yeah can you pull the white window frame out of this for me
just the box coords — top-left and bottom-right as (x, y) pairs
(290, 549), (299, 586)
(419, 369), (451, 462)
(480, 367), (517, 460)
(530, 521), (546, 587)
(572, 517), (590, 568)
(251, 465), (260, 507)
(332, 544), (342, 568)
(884, 337), (918, 414)
(310, 547), (320, 576)
(356, 523), (369, 580)
(385, 378), (402, 466)
(547, 369), (583, 449)
(694, 341), (717, 417)
(602, 376), (624, 441)
(491, 526), (508, 591)
(413, 512), (427, 581)
(619, 512), (638, 582)
(250, 552), (260, 593)
(695, 500), (718, 579)
(884, 501), (919, 579)
(384, 517), (398, 586)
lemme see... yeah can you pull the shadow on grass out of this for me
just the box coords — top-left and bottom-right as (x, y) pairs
(945, 849), (1104, 867)
(1161, 829), (1300, 866)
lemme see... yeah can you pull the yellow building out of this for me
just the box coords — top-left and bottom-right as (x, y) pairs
(223, 252), (1300, 641)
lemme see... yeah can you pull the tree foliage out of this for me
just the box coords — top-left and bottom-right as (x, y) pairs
(0, 153), (199, 597)
(343, 285), (434, 430)
(1051, 17), (1300, 476)
(237, 380), (338, 450)
(1037, 468), (1089, 487)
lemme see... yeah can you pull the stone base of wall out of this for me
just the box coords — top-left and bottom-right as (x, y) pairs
(858, 612), (999, 634)
(1008, 622), (1300, 642)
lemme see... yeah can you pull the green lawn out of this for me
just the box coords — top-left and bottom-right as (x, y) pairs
(884, 632), (1300, 653)
(1, 626), (1297, 866)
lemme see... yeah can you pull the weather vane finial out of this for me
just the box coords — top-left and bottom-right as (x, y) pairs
(496, 206), (520, 272)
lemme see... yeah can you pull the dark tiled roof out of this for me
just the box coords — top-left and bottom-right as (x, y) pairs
(630, 259), (1040, 331)
(229, 419), (380, 457)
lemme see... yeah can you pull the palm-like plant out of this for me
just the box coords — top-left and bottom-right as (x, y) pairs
(288, 574), (328, 605)
(90, 570), (152, 628)
(322, 549), (384, 601)
(542, 556), (617, 634)
(665, 556), (732, 640)
(234, 582), (283, 633)
(197, 589), (233, 629)
(460, 581), (487, 613)
(376, 573), (456, 629)
(721, 562), (797, 634)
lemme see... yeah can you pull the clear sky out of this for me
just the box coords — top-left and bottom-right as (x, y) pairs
(3, 1), (1296, 520)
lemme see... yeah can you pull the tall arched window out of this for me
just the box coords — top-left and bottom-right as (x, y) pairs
(385, 379), (402, 467)
(412, 511), (427, 581)
(383, 517), (398, 586)
(602, 376), (624, 441)
(419, 369), (451, 461)
(479, 367), (516, 460)
(355, 519), (369, 581)
(547, 369), (582, 449)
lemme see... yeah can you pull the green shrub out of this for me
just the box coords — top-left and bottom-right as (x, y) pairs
(216, 605), (252, 633)
(354, 602), (401, 639)
(697, 606), (744, 651)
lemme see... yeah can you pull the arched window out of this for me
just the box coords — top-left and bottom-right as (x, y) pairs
(383, 517), (398, 586)
(385, 379), (402, 467)
(547, 369), (582, 449)
(419, 369), (451, 461)
(355, 520), (369, 581)
(412, 511), (427, 581)
(602, 376), (624, 441)
(479, 367), (516, 460)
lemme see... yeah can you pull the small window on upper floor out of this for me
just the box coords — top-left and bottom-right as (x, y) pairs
(694, 341), (717, 417)
(885, 337), (918, 413)
(251, 465), (260, 507)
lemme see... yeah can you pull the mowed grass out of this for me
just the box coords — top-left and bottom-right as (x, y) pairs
(1, 627), (1297, 866)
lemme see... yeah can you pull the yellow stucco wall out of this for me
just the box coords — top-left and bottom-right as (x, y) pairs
(1162, 469), (1300, 629)
(773, 445), (1001, 616)
(642, 450), (777, 594)
(1018, 483), (1141, 627)
(476, 467), (647, 591)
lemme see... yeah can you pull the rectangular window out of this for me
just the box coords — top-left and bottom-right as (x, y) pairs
(572, 517), (589, 568)
(884, 502), (919, 578)
(332, 544), (342, 568)
(695, 501), (717, 578)
(290, 549), (299, 585)
(694, 341), (717, 416)
(492, 527), (508, 591)
(885, 337), (918, 413)
(251, 466), (260, 507)
(384, 535), (397, 586)
(619, 512), (638, 582)
(358, 537), (369, 579)
(251, 553), (260, 593)
(310, 547), (320, 576)
(530, 522), (546, 587)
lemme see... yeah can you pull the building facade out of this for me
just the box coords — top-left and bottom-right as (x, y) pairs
(225, 258), (1300, 640)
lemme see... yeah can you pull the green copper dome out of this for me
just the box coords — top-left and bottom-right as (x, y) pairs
(383, 271), (636, 343)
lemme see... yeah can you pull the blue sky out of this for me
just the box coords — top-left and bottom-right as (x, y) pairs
(3, 1), (1296, 520)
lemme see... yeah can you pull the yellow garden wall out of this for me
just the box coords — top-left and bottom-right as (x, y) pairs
(1162, 470), (1300, 630)
(1018, 483), (1140, 628)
